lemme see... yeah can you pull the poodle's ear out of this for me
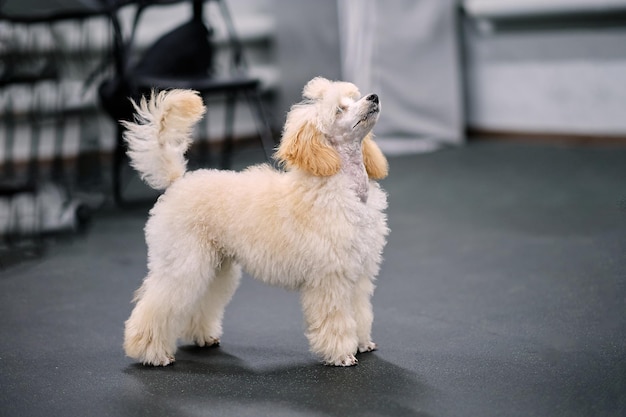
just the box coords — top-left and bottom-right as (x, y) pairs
(303, 77), (332, 100)
(362, 133), (388, 180)
(275, 121), (341, 177)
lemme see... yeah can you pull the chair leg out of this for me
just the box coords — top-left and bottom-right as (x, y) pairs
(192, 104), (211, 169)
(220, 93), (237, 170)
(112, 124), (161, 208)
(245, 90), (275, 163)
(3, 113), (16, 179)
(113, 125), (126, 206)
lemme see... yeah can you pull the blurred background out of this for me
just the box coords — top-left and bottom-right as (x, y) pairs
(1, 2), (625, 416)
(1, 0), (625, 260)
(3, 0), (626, 261)
(1, 0), (625, 238)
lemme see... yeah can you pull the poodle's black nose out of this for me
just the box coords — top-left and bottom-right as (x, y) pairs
(367, 94), (379, 104)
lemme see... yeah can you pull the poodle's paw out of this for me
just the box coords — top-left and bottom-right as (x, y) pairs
(194, 336), (220, 348)
(143, 353), (175, 367)
(124, 327), (176, 366)
(358, 341), (377, 353)
(325, 354), (358, 367)
(132, 344), (176, 367)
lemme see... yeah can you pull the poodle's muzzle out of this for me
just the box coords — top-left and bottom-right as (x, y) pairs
(365, 94), (380, 117)
(354, 94), (380, 129)
(367, 94), (379, 104)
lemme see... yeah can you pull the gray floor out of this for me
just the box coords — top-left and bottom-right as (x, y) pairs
(1, 141), (625, 417)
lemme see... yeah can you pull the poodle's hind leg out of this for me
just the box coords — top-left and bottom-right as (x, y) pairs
(353, 276), (377, 354)
(301, 278), (359, 366)
(182, 257), (242, 347)
(124, 250), (219, 366)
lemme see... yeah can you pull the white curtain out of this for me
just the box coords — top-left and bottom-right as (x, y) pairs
(338, 0), (464, 153)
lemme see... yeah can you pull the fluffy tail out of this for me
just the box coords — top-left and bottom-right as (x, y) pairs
(122, 89), (206, 190)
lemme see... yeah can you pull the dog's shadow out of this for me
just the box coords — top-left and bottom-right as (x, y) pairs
(118, 345), (431, 417)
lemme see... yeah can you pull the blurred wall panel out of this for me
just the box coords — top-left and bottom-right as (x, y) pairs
(338, 0), (465, 147)
(463, 2), (626, 137)
(273, 0), (342, 125)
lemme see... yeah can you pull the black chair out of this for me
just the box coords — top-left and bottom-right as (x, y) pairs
(0, 1), (127, 251)
(99, 0), (276, 206)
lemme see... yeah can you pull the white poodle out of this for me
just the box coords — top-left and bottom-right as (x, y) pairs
(122, 77), (389, 367)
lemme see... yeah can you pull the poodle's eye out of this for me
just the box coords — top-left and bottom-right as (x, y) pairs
(336, 105), (347, 115)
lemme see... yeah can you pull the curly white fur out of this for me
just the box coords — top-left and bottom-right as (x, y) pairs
(122, 89), (205, 189)
(122, 77), (389, 367)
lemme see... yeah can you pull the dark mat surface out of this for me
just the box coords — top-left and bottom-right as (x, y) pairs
(1, 141), (625, 417)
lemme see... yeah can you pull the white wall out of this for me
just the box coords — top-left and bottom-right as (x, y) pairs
(338, 0), (464, 148)
(463, 17), (626, 136)
(272, 0), (342, 124)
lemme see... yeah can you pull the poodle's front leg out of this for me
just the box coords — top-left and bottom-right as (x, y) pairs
(300, 279), (359, 366)
(353, 276), (377, 354)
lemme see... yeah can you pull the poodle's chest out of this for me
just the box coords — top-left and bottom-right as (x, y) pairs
(327, 185), (388, 238)
(336, 147), (370, 203)
(341, 161), (369, 203)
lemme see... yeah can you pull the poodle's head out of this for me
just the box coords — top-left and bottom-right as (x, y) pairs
(275, 77), (388, 179)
